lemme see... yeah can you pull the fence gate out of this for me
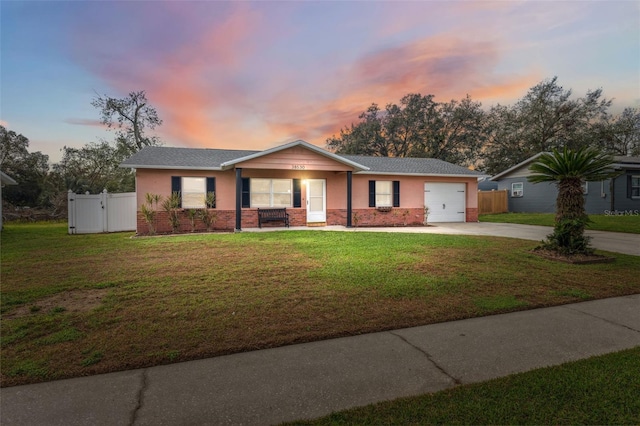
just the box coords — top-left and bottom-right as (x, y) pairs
(68, 190), (136, 234)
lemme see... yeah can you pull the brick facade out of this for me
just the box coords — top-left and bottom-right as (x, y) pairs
(136, 206), (438, 235)
(349, 208), (426, 227)
(135, 206), (479, 235)
(465, 208), (478, 223)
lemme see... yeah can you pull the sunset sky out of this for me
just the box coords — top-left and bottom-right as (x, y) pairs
(2, 1), (638, 163)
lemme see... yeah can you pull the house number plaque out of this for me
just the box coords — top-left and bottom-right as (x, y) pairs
(292, 165), (306, 170)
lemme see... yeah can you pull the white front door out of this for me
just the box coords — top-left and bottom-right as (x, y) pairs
(306, 179), (326, 223)
(424, 182), (466, 222)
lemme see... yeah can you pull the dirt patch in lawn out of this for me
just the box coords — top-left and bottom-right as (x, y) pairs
(3, 289), (109, 319)
(531, 248), (615, 265)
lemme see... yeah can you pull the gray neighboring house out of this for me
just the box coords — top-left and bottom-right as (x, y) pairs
(478, 178), (499, 191)
(490, 153), (640, 215)
(1, 171), (18, 230)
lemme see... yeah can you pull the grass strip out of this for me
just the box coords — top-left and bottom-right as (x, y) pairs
(480, 212), (640, 233)
(290, 346), (640, 425)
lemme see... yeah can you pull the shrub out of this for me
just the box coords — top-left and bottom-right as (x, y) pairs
(141, 193), (161, 235)
(162, 192), (181, 233)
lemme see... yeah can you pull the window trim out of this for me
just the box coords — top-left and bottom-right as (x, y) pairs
(631, 175), (640, 199)
(511, 182), (523, 197)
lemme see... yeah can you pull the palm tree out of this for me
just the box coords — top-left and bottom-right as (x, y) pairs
(528, 146), (615, 254)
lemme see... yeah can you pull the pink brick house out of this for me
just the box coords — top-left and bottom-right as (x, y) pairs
(121, 140), (483, 234)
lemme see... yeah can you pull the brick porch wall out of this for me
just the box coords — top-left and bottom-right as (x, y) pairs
(136, 208), (308, 235)
(136, 206), (434, 235)
(137, 210), (236, 235)
(326, 208), (426, 227)
(348, 208), (425, 227)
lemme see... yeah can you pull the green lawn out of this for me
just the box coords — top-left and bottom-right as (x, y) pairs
(2, 223), (640, 387)
(289, 346), (640, 425)
(480, 212), (640, 233)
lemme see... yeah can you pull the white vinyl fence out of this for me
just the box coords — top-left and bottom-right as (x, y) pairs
(68, 190), (136, 234)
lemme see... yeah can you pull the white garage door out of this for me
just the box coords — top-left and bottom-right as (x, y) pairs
(424, 183), (466, 222)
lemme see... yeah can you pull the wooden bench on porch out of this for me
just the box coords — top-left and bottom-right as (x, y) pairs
(257, 208), (290, 228)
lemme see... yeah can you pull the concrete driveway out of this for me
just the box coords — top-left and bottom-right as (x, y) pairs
(248, 222), (640, 256)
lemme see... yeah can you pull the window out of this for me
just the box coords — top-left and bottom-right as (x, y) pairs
(375, 181), (393, 207)
(250, 179), (292, 207)
(242, 179), (301, 208)
(171, 176), (216, 208)
(182, 177), (206, 208)
(632, 176), (640, 198)
(511, 182), (523, 197)
(369, 180), (400, 207)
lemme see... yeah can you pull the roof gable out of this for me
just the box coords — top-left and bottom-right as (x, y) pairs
(231, 144), (366, 172)
(1, 171), (18, 185)
(490, 153), (546, 181)
(491, 153), (640, 181)
(220, 140), (368, 171)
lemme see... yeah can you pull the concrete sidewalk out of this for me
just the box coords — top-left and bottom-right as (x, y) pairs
(2, 294), (639, 426)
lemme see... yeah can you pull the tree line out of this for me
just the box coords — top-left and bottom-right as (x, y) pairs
(1, 91), (161, 217)
(2, 77), (639, 217)
(327, 77), (639, 174)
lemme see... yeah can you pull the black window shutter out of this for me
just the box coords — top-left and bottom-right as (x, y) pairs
(369, 180), (376, 207)
(628, 174), (633, 198)
(206, 177), (216, 208)
(293, 179), (301, 208)
(171, 176), (182, 208)
(393, 181), (400, 207)
(242, 178), (250, 208)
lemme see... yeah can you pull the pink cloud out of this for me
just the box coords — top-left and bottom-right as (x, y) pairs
(259, 34), (538, 146)
(73, 3), (266, 149)
(70, 3), (539, 152)
(146, 4), (272, 148)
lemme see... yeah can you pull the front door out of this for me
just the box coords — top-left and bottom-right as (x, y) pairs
(306, 179), (326, 224)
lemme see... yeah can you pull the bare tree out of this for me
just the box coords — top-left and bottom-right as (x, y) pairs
(92, 90), (163, 156)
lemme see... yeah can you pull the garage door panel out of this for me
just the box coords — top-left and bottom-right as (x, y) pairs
(424, 183), (466, 222)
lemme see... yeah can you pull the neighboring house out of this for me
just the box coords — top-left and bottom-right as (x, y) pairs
(491, 153), (640, 214)
(121, 140), (485, 234)
(1, 171), (18, 230)
(478, 178), (499, 191)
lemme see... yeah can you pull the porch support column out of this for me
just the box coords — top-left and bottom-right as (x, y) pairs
(235, 168), (242, 231)
(346, 171), (353, 228)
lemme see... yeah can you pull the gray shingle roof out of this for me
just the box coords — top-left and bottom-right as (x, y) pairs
(121, 147), (259, 170)
(614, 155), (640, 165)
(341, 155), (484, 176)
(121, 145), (483, 176)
